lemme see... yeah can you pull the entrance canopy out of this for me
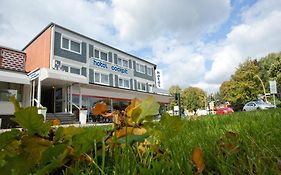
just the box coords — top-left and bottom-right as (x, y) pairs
(0, 69), (30, 84)
(38, 68), (88, 86)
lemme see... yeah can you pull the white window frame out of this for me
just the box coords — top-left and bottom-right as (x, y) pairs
(94, 71), (110, 85)
(137, 81), (147, 92)
(117, 57), (130, 69)
(147, 67), (153, 76)
(136, 62), (145, 74)
(61, 35), (82, 54)
(94, 47), (108, 62)
(118, 77), (130, 89)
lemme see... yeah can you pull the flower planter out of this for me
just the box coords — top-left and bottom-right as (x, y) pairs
(79, 109), (87, 125)
(38, 109), (47, 121)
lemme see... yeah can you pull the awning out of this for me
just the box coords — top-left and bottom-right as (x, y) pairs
(39, 68), (88, 86)
(0, 69), (30, 85)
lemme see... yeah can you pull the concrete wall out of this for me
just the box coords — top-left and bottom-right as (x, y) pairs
(24, 26), (52, 72)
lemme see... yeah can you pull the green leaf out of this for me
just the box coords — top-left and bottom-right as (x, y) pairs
(12, 107), (51, 137)
(131, 107), (142, 122)
(53, 126), (84, 144)
(0, 155), (32, 175)
(72, 127), (105, 156)
(118, 133), (149, 145)
(9, 95), (21, 112)
(41, 144), (67, 165)
(136, 96), (160, 123)
(0, 129), (21, 150)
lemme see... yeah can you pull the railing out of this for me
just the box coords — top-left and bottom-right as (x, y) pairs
(33, 98), (44, 108)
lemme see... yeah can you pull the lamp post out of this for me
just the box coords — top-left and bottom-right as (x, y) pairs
(253, 75), (268, 102)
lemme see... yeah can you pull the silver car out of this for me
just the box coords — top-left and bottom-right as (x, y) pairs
(243, 101), (276, 111)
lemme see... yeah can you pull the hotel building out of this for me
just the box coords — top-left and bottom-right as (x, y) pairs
(0, 23), (171, 127)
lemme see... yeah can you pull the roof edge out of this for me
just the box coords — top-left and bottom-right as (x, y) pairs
(22, 23), (54, 51)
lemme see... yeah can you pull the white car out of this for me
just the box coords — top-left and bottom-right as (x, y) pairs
(243, 101), (276, 111)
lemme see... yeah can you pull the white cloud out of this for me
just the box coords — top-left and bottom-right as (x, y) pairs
(0, 0), (114, 49)
(112, 0), (230, 43)
(205, 1), (281, 85)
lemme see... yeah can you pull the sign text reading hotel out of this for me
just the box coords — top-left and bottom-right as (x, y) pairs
(93, 59), (128, 74)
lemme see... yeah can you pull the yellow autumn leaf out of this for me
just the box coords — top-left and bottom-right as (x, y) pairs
(92, 102), (108, 116)
(133, 127), (147, 135)
(192, 146), (205, 173)
(51, 119), (61, 126)
(115, 127), (134, 138)
(125, 98), (142, 117)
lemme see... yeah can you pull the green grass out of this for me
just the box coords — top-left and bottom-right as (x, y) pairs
(100, 109), (281, 174)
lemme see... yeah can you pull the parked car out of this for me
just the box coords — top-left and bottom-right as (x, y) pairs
(215, 104), (234, 115)
(243, 101), (276, 111)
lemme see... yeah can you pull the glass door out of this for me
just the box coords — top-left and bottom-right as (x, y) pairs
(55, 88), (63, 113)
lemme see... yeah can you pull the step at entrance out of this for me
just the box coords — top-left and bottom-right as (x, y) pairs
(46, 112), (79, 125)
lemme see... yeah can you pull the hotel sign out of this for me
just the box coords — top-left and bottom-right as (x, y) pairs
(155, 69), (163, 88)
(92, 58), (132, 76)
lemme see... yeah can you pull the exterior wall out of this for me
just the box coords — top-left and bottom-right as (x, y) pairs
(24, 26), (52, 72)
(52, 25), (156, 93)
(0, 47), (26, 71)
(54, 32), (87, 63)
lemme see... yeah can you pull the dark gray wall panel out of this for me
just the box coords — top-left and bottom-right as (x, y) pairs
(89, 44), (93, 58)
(130, 79), (133, 90)
(114, 54), (117, 64)
(109, 74), (113, 86)
(54, 32), (87, 63)
(89, 69), (94, 83)
(108, 52), (112, 62)
(129, 60), (132, 69)
(134, 80), (137, 90)
(115, 75), (118, 87)
(81, 67), (87, 77)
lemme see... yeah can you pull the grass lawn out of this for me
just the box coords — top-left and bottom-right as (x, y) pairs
(109, 108), (281, 174)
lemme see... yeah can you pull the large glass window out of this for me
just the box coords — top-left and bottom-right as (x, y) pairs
(136, 63), (145, 74)
(70, 40), (81, 53)
(123, 59), (129, 68)
(61, 36), (81, 54)
(100, 51), (108, 61)
(147, 67), (153, 76)
(94, 72), (109, 85)
(95, 49), (100, 58)
(62, 38), (69, 49)
(117, 58), (122, 65)
(70, 67), (80, 75)
(137, 82), (146, 91)
(119, 78), (129, 88)
(0, 82), (23, 102)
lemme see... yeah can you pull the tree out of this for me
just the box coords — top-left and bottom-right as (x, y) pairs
(219, 59), (263, 110)
(182, 87), (206, 114)
(168, 85), (182, 110)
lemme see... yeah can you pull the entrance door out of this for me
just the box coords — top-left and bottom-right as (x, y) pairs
(55, 88), (63, 113)
(41, 87), (54, 113)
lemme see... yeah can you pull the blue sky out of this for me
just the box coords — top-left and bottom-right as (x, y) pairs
(1, 0), (281, 93)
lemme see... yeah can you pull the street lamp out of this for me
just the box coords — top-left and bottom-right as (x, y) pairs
(253, 74), (268, 102)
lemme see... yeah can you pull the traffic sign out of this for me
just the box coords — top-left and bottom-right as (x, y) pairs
(269, 80), (277, 94)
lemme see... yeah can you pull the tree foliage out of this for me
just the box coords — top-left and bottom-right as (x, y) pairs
(182, 87), (206, 113)
(219, 52), (281, 110)
(168, 85), (182, 110)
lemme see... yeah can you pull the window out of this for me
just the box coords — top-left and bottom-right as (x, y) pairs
(123, 59), (129, 68)
(61, 65), (69, 72)
(70, 41), (80, 53)
(136, 63), (145, 74)
(70, 67), (80, 75)
(94, 72), (109, 85)
(100, 51), (108, 61)
(95, 48), (108, 62)
(147, 67), (153, 76)
(62, 38), (69, 49)
(119, 78), (130, 88)
(61, 36), (81, 54)
(0, 82), (23, 102)
(95, 49), (100, 58)
(117, 58), (122, 65)
(137, 82), (146, 91)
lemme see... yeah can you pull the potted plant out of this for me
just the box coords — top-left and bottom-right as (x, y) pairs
(38, 107), (47, 122)
(79, 106), (87, 125)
